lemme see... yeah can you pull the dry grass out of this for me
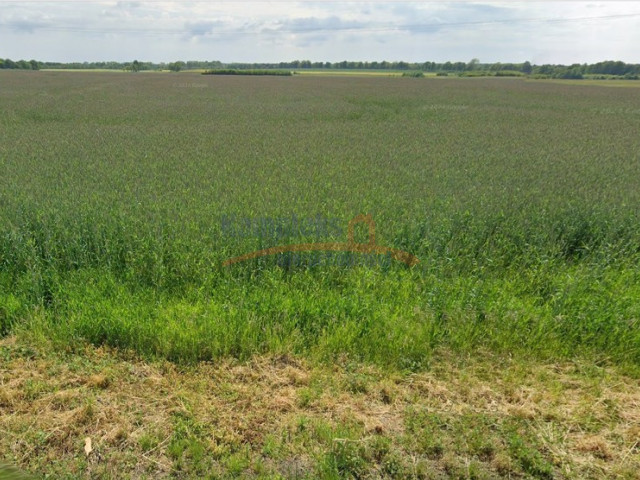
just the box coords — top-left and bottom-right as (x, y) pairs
(1, 337), (639, 478)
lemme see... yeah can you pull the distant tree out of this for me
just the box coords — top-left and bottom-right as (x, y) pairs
(522, 61), (532, 74)
(130, 60), (141, 72)
(467, 58), (480, 70)
(168, 61), (184, 72)
(535, 64), (554, 75)
(553, 66), (583, 79)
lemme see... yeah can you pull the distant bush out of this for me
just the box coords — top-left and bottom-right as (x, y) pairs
(436, 72), (448, 76)
(401, 71), (424, 78)
(203, 69), (293, 76)
(457, 70), (525, 78)
(553, 69), (583, 80)
(458, 71), (489, 77)
(495, 70), (524, 77)
(585, 74), (639, 81)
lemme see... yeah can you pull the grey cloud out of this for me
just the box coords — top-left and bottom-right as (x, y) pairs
(2, 17), (51, 33)
(294, 33), (332, 47)
(116, 1), (142, 9)
(388, 3), (518, 35)
(266, 4), (521, 38)
(273, 16), (367, 34)
(185, 20), (224, 36)
(390, 2), (513, 20)
(107, 2), (167, 21)
(258, 16), (369, 48)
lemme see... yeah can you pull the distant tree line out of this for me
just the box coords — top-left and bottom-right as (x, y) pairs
(224, 59), (640, 79)
(0, 58), (40, 70)
(1, 57), (639, 79)
(531, 61), (640, 79)
(0, 59), (223, 71)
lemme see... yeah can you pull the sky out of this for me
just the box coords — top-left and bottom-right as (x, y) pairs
(1, 1), (639, 64)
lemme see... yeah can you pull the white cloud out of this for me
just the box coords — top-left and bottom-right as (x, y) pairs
(0, 1), (638, 63)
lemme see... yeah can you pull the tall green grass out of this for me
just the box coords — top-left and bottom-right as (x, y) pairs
(1, 71), (639, 368)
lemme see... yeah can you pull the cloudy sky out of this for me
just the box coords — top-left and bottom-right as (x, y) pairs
(1, 1), (639, 64)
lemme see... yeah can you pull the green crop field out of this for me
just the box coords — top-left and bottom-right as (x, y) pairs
(1, 71), (640, 478)
(2, 70), (639, 366)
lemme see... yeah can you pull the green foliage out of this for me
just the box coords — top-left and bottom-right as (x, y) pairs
(0, 58), (39, 70)
(401, 71), (424, 77)
(0, 464), (37, 480)
(553, 67), (583, 80)
(5, 57), (639, 77)
(203, 69), (293, 76)
(507, 431), (554, 478)
(168, 61), (185, 72)
(0, 292), (23, 336)
(458, 70), (490, 77)
(494, 70), (524, 77)
(458, 70), (524, 77)
(127, 60), (141, 72)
